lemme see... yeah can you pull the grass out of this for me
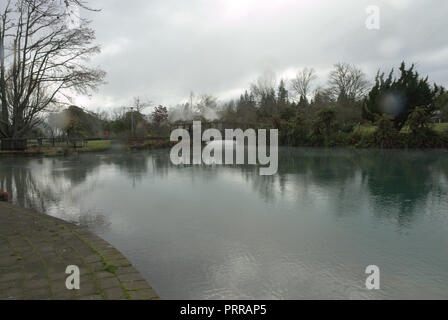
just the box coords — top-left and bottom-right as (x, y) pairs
(0, 139), (112, 156)
(128, 139), (174, 151)
(355, 123), (448, 134)
(354, 125), (377, 135)
(0, 138), (173, 156)
(52, 140), (111, 152)
(43, 140), (111, 156)
(102, 264), (119, 274)
(433, 123), (448, 133)
(83, 140), (111, 152)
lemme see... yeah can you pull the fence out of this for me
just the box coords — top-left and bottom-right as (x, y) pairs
(1, 139), (28, 151)
(1, 137), (92, 151)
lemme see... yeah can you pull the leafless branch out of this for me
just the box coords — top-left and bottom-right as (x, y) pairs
(0, 0), (105, 138)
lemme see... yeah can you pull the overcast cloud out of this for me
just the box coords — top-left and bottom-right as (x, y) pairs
(76, 0), (448, 111)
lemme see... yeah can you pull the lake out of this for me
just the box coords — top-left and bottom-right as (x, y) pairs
(1, 148), (448, 299)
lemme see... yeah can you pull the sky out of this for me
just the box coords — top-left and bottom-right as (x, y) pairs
(75, 0), (448, 112)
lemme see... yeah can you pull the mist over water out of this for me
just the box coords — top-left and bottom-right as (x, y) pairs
(1, 148), (448, 299)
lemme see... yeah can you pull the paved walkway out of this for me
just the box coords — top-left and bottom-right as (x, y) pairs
(0, 201), (159, 300)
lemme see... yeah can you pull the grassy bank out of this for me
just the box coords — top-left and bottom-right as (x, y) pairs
(2, 122), (448, 157)
(0, 138), (176, 157)
(356, 123), (448, 135)
(84, 140), (112, 152)
(0, 140), (112, 156)
(313, 123), (447, 149)
(128, 139), (175, 151)
(42, 140), (112, 156)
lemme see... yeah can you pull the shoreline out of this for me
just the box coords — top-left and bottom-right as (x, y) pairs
(0, 201), (159, 300)
(0, 140), (447, 158)
(0, 139), (175, 157)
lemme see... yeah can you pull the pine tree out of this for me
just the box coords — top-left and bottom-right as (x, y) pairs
(277, 80), (289, 107)
(364, 62), (439, 130)
(298, 95), (309, 108)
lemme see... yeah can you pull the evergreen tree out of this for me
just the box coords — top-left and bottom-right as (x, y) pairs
(236, 91), (257, 122)
(258, 88), (277, 118)
(298, 95), (309, 108)
(277, 80), (289, 107)
(364, 62), (439, 130)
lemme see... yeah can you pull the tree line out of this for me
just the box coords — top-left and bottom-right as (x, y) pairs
(20, 60), (448, 149)
(173, 62), (448, 148)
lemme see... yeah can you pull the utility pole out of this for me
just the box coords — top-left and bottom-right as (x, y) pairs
(130, 107), (135, 137)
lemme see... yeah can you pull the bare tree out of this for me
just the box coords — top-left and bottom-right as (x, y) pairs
(126, 96), (151, 136)
(110, 106), (126, 121)
(196, 94), (217, 112)
(0, 0), (105, 138)
(94, 107), (110, 122)
(328, 63), (369, 102)
(44, 111), (66, 142)
(250, 71), (277, 102)
(132, 96), (152, 113)
(196, 94), (219, 119)
(60, 0), (99, 11)
(312, 86), (335, 106)
(290, 67), (316, 102)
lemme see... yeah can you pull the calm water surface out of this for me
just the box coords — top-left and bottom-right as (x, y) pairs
(1, 148), (448, 299)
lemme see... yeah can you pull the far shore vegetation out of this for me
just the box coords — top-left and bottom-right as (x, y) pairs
(3, 61), (447, 155)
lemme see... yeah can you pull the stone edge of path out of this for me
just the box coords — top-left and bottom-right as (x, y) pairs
(0, 201), (159, 300)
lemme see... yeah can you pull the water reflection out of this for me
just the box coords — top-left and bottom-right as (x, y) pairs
(0, 155), (109, 230)
(1, 148), (448, 231)
(0, 148), (447, 299)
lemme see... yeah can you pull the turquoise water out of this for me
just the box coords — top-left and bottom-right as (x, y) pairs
(1, 148), (448, 299)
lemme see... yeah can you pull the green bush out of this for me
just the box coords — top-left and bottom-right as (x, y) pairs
(350, 127), (375, 148)
(407, 106), (432, 134)
(403, 107), (444, 148)
(404, 129), (444, 148)
(374, 116), (401, 148)
(317, 107), (336, 136)
(279, 115), (310, 146)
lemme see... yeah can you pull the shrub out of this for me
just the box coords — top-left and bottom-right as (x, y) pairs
(309, 120), (326, 146)
(317, 107), (336, 136)
(326, 131), (351, 147)
(440, 131), (448, 147)
(280, 115), (310, 146)
(349, 126), (375, 148)
(0, 189), (10, 202)
(374, 115), (401, 148)
(407, 106), (432, 134)
(339, 123), (355, 134)
(404, 128), (443, 148)
(404, 106), (444, 148)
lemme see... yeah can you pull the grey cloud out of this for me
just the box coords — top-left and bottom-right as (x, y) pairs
(79, 0), (448, 110)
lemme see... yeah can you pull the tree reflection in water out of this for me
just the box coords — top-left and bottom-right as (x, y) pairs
(0, 148), (447, 231)
(0, 155), (109, 230)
